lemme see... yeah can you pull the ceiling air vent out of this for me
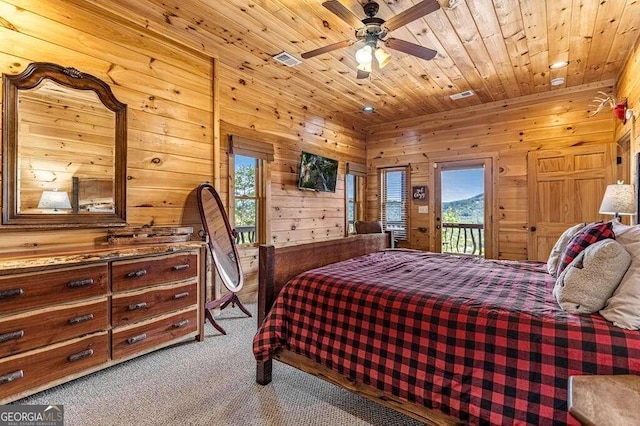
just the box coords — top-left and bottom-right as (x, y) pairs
(449, 90), (475, 100)
(273, 52), (302, 67)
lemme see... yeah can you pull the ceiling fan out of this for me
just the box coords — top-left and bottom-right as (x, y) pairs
(301, 0), (441, 79)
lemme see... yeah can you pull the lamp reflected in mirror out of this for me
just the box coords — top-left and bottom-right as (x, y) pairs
(37, 190), (71, 212)
(599, 181), (636, 221)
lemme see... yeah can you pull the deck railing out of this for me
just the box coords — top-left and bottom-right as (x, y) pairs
(442, 223), (484, 256)
(235, 225), (256, 245)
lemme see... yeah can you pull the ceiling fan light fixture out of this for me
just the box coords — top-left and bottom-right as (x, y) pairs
(355, 45), (373, 65)
(374, 47), (392, 69)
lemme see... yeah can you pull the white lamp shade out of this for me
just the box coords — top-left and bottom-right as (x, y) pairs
(38, 190), (72, 210)
(355, 45), (373, 65)
(599, 183), (636, 216)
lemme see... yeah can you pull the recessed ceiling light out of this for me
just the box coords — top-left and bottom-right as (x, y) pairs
(549, 61), (569, 69)
(551, 77), (565, 86)
(363, 106), (375, 113)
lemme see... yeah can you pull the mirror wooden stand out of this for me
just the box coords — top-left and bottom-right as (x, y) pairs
(196, 182), (251, 334)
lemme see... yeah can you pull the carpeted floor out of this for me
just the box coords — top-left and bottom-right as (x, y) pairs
(14, 305), (423, 425)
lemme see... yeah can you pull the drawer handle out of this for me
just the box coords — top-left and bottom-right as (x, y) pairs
(0, 330), (24, 343)
(68, 313), (94, 325)
(67, 278), (94, 288)
(126, 269), (147, 278)
(128, 302), (148, 311)
(0, 370), (23, 385)
(172, 264), (190, 271)
(126, 333), (147, 345)
(173, 292), (189, 300)
(67, 349), (94, 363)
(0, 288), (24, 300)
(173, 319), (189, 329)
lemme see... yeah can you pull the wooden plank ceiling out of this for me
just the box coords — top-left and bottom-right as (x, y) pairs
(81, 0), (640, 128)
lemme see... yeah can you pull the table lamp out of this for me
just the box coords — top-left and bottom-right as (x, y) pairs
(38, 190), (72, 212)
(599, 181), (636, 221)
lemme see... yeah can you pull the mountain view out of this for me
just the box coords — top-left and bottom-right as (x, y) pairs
(442, 193), (484, 224)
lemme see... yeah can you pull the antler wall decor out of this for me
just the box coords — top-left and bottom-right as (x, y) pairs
(589, 91), (629, 124)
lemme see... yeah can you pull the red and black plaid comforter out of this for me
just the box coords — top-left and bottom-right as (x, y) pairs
(253, 250), (640, 425)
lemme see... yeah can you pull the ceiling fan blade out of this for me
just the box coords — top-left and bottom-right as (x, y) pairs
(301, 40), (354, 59)
(383, 0), (441, 32)
(322, 0), (363, 29)
(356, 69), (370, 79)
(384, 38), (438, 61)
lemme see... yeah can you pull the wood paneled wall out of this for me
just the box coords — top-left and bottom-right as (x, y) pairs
(366, 81), (618, 260)
(0, 0), (635, 300)
(219, 69), (367, 299)
(0, 0), (214, 253)
(616, 32), (640, 173)
(0, 0), (366, 302)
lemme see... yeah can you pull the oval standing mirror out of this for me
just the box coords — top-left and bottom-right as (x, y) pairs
(196, 182), (251, 334)
(2, 62), (126, 227)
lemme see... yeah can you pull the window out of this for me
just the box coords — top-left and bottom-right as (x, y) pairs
(346, 162), (366, 235)
(233, 155), (259, 245)
(228, 135), (273, 246)
(380, 166), (408, 241)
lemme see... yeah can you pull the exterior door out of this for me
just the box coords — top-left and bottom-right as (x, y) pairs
(434, 158), (494, 258)
(527, 144), (616, 261)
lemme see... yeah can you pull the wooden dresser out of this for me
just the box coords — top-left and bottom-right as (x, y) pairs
(0, 242), (205, 403)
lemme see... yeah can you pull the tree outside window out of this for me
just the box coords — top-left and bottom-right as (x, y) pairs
(234, 154), (258, 245)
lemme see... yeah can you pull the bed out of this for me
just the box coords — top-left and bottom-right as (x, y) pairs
(253, 233), (640, 425)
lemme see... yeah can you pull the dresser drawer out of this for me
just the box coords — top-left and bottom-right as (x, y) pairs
(112, 281), (198, 327)
(0, 264), (108, 315)
(112, 308), (197, 360)
(111, 253), (197, 292)
(0, 332), (108, 402)
(0, 299), (108, 358)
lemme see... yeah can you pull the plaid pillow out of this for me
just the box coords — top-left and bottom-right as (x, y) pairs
(557, 221), (615, 275)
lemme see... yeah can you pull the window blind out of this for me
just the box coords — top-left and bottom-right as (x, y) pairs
(228, 135), (274, 162)
(380, 167), (408, 241)
(346, 162), (367, 177)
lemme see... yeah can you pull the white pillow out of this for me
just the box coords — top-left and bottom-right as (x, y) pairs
(600, 222), (640, 329)
(547, 223), (586, 277)
(554, 238), (630, 314)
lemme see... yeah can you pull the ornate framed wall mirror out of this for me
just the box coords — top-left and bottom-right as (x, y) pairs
(2, 62), (127, 227)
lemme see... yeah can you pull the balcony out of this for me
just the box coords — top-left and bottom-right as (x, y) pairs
(235, 225), (256, 245)
(442, 223), (484, 256)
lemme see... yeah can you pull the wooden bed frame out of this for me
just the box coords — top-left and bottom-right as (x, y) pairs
(256, 233), (461, 426)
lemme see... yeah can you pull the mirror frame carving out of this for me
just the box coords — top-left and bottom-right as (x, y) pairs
(2, 62), (127, 228)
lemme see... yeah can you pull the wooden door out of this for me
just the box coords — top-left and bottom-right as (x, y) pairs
(434, 158), (495, 258)
(527, 144), (616, 261)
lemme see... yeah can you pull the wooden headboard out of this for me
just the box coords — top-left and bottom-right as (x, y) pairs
(257, 232), (391, 324)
